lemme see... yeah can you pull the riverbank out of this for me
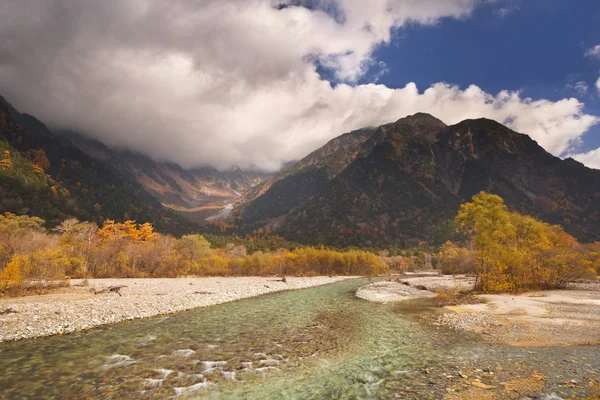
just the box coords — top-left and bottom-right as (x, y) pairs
(0, 276), (356, 342)
(436, 281), (600, 347)
(355, 274), (475, 303)
(357, 275), (600, 347)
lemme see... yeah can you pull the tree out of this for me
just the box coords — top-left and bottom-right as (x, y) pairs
(456, 192), (595, 292)
(439, 240), (476, 274)
(98, 219), (118, 242)
(25, 149), (50, 172)
(137, 222), (158, 242)
(0, 150), (12, 170)
(175, 234), (211, 262)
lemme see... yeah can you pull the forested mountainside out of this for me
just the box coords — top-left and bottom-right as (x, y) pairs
(0, 95), (195, 234)
(236, 113), (600, 247)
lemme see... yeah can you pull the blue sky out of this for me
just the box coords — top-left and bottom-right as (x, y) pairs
(368, 0), (600, 153)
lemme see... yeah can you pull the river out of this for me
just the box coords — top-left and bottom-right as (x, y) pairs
(0, 279), (599, 399)
(205, 203), (234, 221)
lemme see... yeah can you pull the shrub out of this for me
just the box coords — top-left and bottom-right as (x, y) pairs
(434, 287), (485, 307)
(0, 248), (80, 290)
(438, 241), (477, 274)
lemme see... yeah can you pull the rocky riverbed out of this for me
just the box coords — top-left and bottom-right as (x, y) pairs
(355, 274), (476, 303)
(358, 275), (600, 347)
(0, 276), (355, 342)
(436, 281), (600, 346)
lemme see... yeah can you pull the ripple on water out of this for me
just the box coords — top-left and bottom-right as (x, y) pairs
(172, 349), (196, 357)
(155, 368), (175, 379)
(201, 360), (228, 372)
(102, 355), (135, 370)
(221, 371), (236, 381)
(144, 378), (163, 388)
(259, 359), (280, 367)
(174, 380), (213, 396)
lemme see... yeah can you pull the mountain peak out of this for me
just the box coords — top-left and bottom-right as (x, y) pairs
(396, 113), (447, 128)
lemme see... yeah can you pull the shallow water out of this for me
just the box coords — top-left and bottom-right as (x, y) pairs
(0, 279), (599, 399)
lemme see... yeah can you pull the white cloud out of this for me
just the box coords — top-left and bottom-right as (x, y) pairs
(571, 148), (600, 170)
(0, 0), (598, 171)
(597, 76), (600, 93)
(585, 45), (600, 58)
(495, 4), (519, 19)
(566, 81), (588, 95)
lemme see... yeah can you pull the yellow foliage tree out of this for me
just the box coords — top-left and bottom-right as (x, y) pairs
(0, 248), (82, 290)
(457, 192), (594, 292)
(118, 220), (140, 240)
(0, 150), (12, 170)
(98, 219), (118, 242)
(137, 222), (158, 242)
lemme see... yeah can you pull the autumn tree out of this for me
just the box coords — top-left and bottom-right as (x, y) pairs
(25, 149), (50, 172)
(438, 240), (476, 275)
(456, 192), (595, 292)
(98, 219), (118, 242)
(0, 150), (11, 170)
(175, 234), (212, 262)
(137, 222), (158, 242)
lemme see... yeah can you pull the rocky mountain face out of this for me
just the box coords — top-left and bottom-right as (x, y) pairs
(0, 95), (196, 234)
(236, 114), (600, 247)
(62, 132), (270, 224)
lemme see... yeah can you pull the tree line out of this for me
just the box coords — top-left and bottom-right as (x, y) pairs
(0, 213), (389, 295)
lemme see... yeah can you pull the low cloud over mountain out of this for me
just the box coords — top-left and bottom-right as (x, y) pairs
(1, 1), (597, 171)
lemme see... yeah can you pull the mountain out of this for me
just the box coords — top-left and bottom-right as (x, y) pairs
(243, 127), (377, 203)
(0, 95), (196, 234)
(236, 113), (600, 247)
(62, 132), (270, 224)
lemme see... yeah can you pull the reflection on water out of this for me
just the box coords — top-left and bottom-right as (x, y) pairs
(0, 279), (599, 399)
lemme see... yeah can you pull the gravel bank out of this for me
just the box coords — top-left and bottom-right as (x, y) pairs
(0, 276), (355, 342)
(356, 275), (475, 303)
(435, 281), (600, 346)
(355, 280), (436, 303)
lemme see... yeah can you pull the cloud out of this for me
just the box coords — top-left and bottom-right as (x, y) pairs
(585, 45), (600, 58)
(566, 81), (588, 95)
(495, 4), (519, 19)
(0, 1), (598, 171)
(571, 148), (600, 170)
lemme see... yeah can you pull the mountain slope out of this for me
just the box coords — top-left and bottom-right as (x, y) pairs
(63, 132), (269, 224)
(243, 127), (377, 204)
(237, 114), (600, 247)
(0, 95), (196, 234)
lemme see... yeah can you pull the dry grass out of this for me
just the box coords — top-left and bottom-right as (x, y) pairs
(434, 287), (487, 307)
(0, 279), (70, 298)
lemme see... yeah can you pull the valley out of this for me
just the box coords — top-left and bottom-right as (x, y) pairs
(63, 132), (269, 224)
(1, 2), (600, 399)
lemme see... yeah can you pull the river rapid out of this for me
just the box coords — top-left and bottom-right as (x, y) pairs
(1, 278), (599, 399)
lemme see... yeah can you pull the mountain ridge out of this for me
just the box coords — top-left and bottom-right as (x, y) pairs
(0, 95), (197, 234)
(236, 113), (600, 247)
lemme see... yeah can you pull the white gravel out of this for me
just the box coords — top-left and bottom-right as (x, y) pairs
(356, 275), (476, 303)
(356, 280), (436, 303)
(0, 276), (355, 342)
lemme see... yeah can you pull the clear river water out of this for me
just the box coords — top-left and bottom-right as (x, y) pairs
(1, 278), (599, 399)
